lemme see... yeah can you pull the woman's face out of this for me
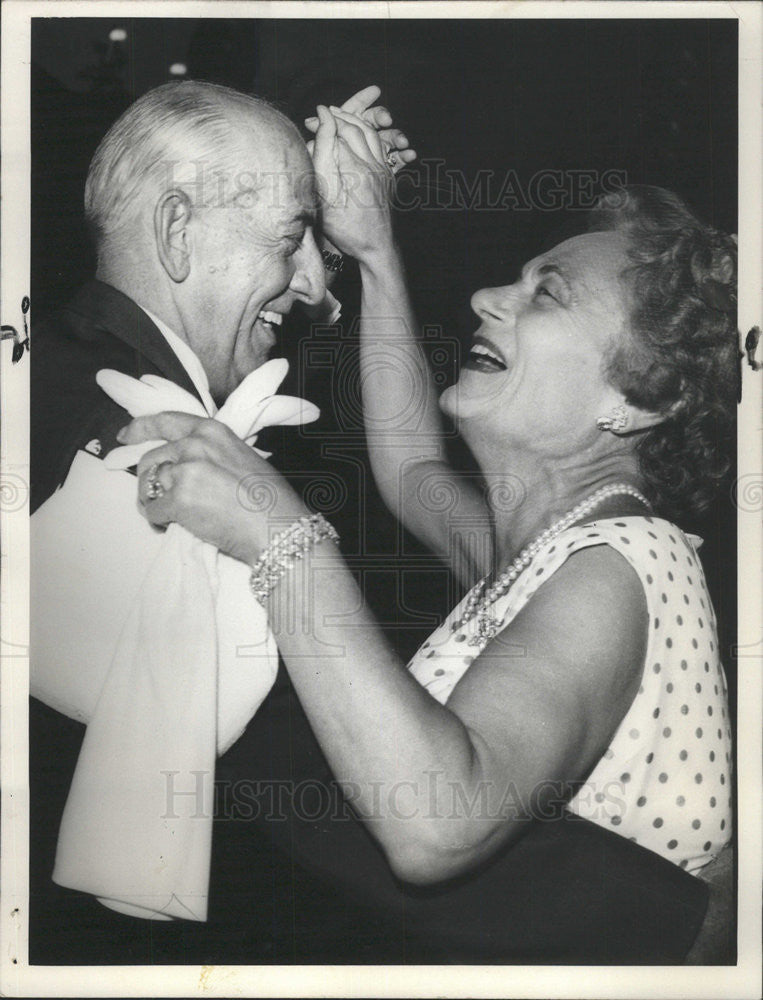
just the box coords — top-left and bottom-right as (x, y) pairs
(440, 231), (633, 458)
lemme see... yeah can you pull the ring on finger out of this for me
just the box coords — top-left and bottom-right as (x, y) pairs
(145, 463), (166, 501)
(385, 148), (399, 169)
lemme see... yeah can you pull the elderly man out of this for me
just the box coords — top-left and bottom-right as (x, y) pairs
(30, 80), (712, 964)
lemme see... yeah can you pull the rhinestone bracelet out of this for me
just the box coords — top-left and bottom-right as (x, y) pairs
(249, 513), (340, 605)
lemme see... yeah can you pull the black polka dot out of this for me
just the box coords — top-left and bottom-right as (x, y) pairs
(692, 638), (699, 649)
(681, 705), (689, 715)
(434, 668), (445, 677)
(703, 841), (712, 851)
(454, 634), (466, 643)
(662, 727), (672, 738)
(666, 683), (674, 693)
(668, 571), (674, 581)
(426, 650), (437, 658)
(695, 773), (703, 784)
(653, 817), (664, 828)
(707, 706), (713, 716)
(669, 534), (677, 544)
(687, 575), (693, 585)
(695, 727), (703, 738)
(666, 638), (673, 649)
(681, 660), (688, 671)
(692, 819), (701, 830)
(695, 682), (702, 693)
(667, 839), (678, 850)
(620, 772), (631, 783)
(709, 796), (716, 807)
(709, 641), (714, 651)
(649, 550), (658, 560)
(637, 796), (647, 807)
(661, 593), (668, 604)
(648, 531), (657, 539)
(619, 536), (630, 545)
(653, 662), (661, 674)
(709, 751), (715, 762)
(679, 750), (688, 760)
(652, 708), (660, 719)
(704, 662), (710, 672)
(646, 574), (654, 584)
(548, 546), (556, 554)
(698, 617), (704, 629)
(611, 815), (622, 826)
(676, 795), (685, 806)
(654, 618), (660, 630)
(676, 615), (683, 625)
(646, 752), (654, 764)
(422, 641), (430, 648)
(680, 859), (688, 869)
(683, 594), (690, 605)
(721, 819), (726, 830)
(594, 792), (605, 803)
(659, 772), (668, 783)
(720, 774), (726, 785)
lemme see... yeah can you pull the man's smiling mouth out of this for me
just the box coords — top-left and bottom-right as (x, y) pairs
(257, 310), (283, 331)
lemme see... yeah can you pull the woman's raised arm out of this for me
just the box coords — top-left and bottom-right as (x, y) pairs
(312, 105), (491, 585)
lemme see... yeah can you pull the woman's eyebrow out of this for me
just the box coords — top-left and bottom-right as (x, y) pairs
(522, 260), (576, 291)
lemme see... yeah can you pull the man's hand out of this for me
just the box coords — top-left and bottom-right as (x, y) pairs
(311, 105), (401, 262)
(304, 85), (417, 174)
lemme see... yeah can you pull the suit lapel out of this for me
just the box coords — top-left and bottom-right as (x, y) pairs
(65, 280), (203, 402)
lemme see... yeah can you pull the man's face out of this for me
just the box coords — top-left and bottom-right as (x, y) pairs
(180, 117), (325, 402)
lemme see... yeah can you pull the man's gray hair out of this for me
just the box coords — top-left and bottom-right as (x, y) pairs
(84, 80), (287, 248)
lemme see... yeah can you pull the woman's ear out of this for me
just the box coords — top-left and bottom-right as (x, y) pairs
(596, 394), (668, 435)
(154, 190), (193, 282)
(619, 403), (667, 434)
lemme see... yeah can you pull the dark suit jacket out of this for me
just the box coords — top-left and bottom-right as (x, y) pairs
(30, 280), (709, 965)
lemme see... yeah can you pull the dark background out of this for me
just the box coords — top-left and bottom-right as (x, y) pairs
(29, 15), (739, 964)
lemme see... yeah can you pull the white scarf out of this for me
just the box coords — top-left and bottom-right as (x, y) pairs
(32, 360), (318, 920)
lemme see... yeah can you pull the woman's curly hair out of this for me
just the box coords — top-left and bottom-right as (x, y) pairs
(588, 185), (739, 523)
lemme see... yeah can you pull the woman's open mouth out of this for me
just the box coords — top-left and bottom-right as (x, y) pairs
(462, 336), (508, 373)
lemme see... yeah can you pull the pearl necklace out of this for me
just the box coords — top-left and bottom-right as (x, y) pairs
(453, 482), (650, 648)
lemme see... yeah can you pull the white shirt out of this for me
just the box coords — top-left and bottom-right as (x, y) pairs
(140, 305), (217, 416)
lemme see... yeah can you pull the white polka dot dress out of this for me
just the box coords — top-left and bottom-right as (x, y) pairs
(407, 516), (732, 874)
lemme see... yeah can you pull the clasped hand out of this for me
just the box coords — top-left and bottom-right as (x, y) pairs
(307, 86), (415, 261)
(121, 413), (308, 568)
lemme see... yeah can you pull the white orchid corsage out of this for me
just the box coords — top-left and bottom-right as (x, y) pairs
(96, 358), (319, 469)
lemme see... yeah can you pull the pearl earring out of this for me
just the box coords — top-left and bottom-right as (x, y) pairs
(596, 404), (628, 432)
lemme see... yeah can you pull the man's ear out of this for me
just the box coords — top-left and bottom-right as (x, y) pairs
(154, 190), (193, 282)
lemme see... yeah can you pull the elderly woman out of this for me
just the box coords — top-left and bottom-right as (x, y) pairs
(122, 107), (737, 891)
